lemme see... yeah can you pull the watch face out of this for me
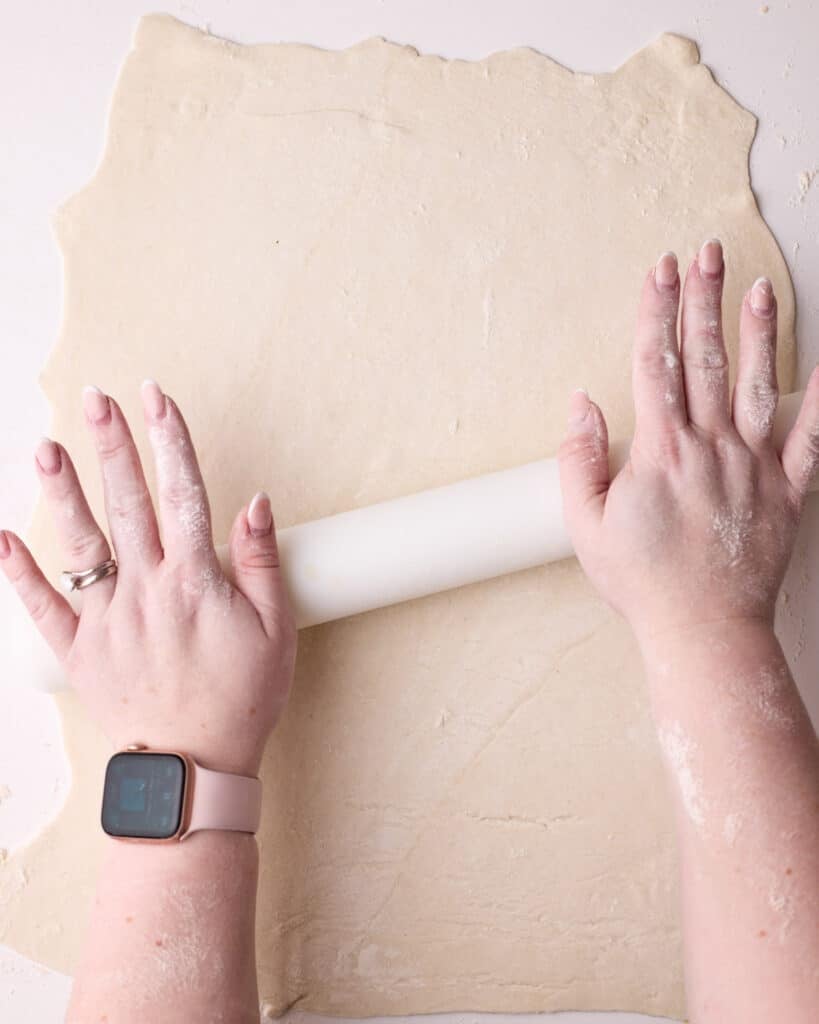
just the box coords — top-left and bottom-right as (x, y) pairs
(101, 752), (186, 839)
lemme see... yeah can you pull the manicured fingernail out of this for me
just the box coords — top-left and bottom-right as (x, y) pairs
(35, 437), (62, 476)
(698, 238), (723, 278)
(0, 531), (10, 559)
(82, 385), (111, 425)
(750, 276), (774, 316)
(568, 387), (591, 427)
(141, 379), (167, 421)
(655, 251), (678, 290)
(248, 491), (273, 537)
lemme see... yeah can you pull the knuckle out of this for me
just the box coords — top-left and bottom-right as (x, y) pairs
(25, 590), (53, 623)
(558, 434), (595, 464)
(642, 426), (686, 468)
(240, 544), (281, 572)
(635, 344), (679, 379)
(740, 381), (778, 437)
(8, 564), (53, 623)
(162, 481), (207, 512)
(714, 429), (752, 465)
(96, 433), (131, 462)
(64, 530), (107, 565)
(108, 488), (152, 523)
(684, 342), (728, 373)
(7, 562), (32, 588)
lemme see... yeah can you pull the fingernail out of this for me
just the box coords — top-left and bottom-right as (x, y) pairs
(655, 251), (678, 290)
(568, 387), (591, 427)
(35, 437), (62, 476)
(0, 531), (10, 559)
(248, 491), (273, 537)
(698, 238), (723, 278)
(82, 385), (111, 425)
(141, 379), (167, 421)
(750, 276), (774, 316)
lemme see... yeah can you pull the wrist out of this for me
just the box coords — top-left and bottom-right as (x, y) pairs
(110, 735), (264, 779)
(636, 615), (791, 727)
(104, 827), (258, 864)
(636, 614), (778, 672)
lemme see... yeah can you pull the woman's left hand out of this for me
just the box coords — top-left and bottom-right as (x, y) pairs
(0, 380), (297, 777)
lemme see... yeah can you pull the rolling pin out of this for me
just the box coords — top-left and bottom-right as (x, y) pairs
(239, 388), (810, 627)
(9, 389), (811, 690)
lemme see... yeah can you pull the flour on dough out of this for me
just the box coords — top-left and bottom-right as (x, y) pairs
(0, 16), (795, 1020)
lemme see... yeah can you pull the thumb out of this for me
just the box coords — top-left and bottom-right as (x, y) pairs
(557, 388), (610, 537)
(229, 491), (292, 637)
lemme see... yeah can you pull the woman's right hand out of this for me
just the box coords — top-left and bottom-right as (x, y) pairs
(558, 240), (819, 649)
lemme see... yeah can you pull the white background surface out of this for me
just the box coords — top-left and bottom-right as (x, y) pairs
(1, 1), (818, 1021)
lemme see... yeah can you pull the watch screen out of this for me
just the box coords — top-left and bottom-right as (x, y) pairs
(101, 752), (186, 839)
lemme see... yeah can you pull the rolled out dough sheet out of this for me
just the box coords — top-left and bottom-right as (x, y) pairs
(0, 15), (795, 1019)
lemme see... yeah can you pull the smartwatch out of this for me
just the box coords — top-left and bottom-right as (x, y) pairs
(101, 744), (262, 842)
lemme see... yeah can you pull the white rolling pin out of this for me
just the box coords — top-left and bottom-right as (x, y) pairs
(9, 390), (810, 691)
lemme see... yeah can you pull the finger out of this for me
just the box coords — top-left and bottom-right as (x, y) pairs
(34, 437), (115, 608)
(228, 491), (293, 637)
(780, 364), (819, 500)
(732, 278), (778, 449)
(632, 252), (687, 444)
(82, 386), (163, 569)
(558, 388), (610, 538)
(0, 530), (78, 660)
(142, 380), (217, 566)
(679, 239), (730, 432)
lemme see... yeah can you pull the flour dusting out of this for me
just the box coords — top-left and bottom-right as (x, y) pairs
(113, 503), (154, 555)
(796, 168), (816, 203)
(181, 565), (234, 610)
(799, 434), (819, 486)
(659, 315), (679, 379)
(105, 878), (232, 1003)
(150, 424), (211, 550)
(744, 380), (777, 436)
(711, 505), (753, 567)
(697, 342), (725, 366)
(767, 877), (796, 944)
(658, 722), (707, 828)
(697, 342), (728, 394)
(755, 664), (796, 730)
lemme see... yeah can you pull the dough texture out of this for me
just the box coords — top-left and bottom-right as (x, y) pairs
(0, 16), (795, 1019)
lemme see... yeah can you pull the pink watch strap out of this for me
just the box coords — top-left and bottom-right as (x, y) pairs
(182, 761), (262, 838)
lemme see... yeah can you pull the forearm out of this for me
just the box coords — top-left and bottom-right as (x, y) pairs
(640, 619), (819, 1023)
(67, 832), (260, 1023)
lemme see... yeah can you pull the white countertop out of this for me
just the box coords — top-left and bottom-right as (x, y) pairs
(1, 1), (818, 1020)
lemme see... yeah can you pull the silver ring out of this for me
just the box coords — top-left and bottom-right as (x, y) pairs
(60, 558), (118, 593)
